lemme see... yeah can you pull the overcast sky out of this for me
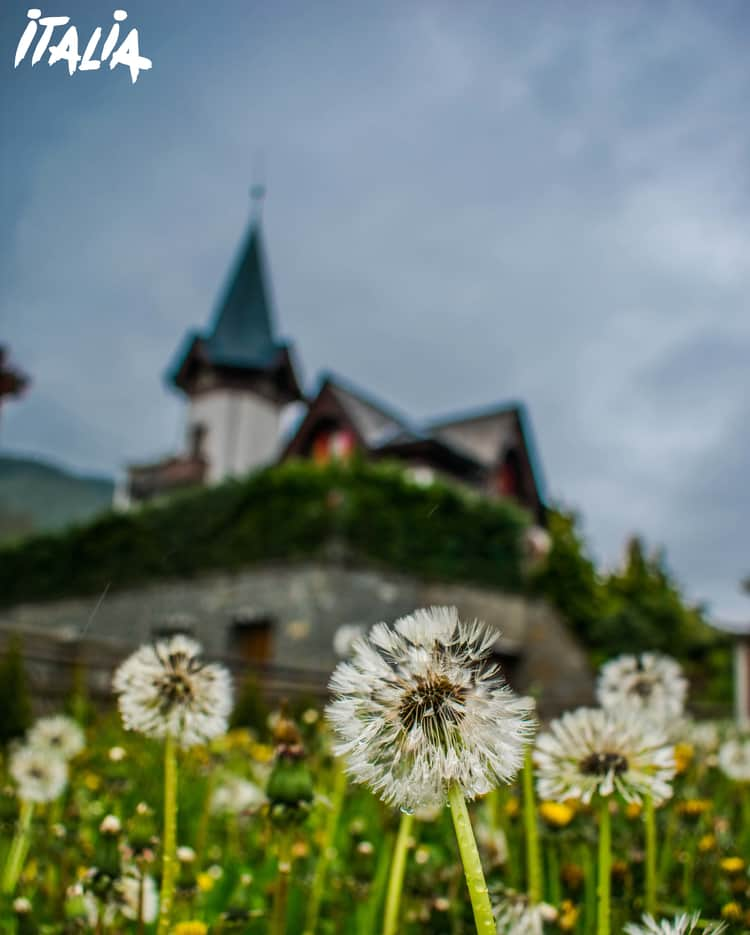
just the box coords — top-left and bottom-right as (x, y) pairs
(1, 0), (749, 623)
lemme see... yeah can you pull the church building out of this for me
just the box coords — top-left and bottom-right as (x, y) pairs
(122, 212), (547, 525)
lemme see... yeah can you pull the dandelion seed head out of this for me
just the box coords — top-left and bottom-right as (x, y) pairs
(597, 653), (687, 724)
(624, 912), (726, 934)
(534, 706), (675, 805)
(718, 738), (750, 782)
(112, 635), (232, 748)
(27, 715), (85, 760)
(10, 744), (68, 803)
(326, 606), (535, 812)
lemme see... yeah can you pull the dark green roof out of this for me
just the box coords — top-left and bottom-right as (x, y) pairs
(204, 222), (281, 368)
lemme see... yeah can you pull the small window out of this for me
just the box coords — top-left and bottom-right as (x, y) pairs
(228, 613), (274, 664)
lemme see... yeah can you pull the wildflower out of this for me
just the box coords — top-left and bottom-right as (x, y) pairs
(176, 846), (196, 863)
(534, 706), (675, 805)
(210, 774), (266, 815)
(10, 745), (68, 803)
(196, 872), (215, 893)
(597, 653), (687, 723)
(333, 623), (365, 657)
(719, 856), (745, 875)
(718, 738), (750, 782)
(677, 799), (712, 820)
(720, 902), (742, 922)
(685, 720), (720, 752)
(494, 890), (557, 934)
(301, 707), (319, 725)
(538, 800), (575, 828)
(172, 922), (208, 935)
(558, 900), (580, 931)
(113, 635), (232, 748)
(326, 606), (535, 811)
(12, 897), (31, 914)
(626, 802), (643, 820)
(115, 872), (158, 922)
(99, 814), (122, 835)
(108, 745), (127, 762)
(505, 797), (520, 818)
(27, 715), (85, 760)
(673, 743), (694, 774)
(698, 834), (716, 853)
(625, 912), (727, 934)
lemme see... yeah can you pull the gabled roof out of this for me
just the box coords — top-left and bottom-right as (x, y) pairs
(323, 373), (413, 448)
(428, 400), (548, 507)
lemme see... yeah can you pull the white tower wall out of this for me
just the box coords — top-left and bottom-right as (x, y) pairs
(189, 390), (281, 484)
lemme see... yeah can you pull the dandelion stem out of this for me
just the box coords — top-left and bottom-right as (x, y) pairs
(382, 810), (414, 935)
(644, 793), (657, 914)
(271, 832), (292, 935)
(522, 746), (543, 903)
(1, 798), (34, 896)
(157, 732), (178, 935)
(447, 783), (496, 935)
(304, 761), (348, 935)
(597, 799), (611, 935)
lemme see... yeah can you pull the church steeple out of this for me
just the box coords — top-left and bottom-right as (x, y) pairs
(169, 209), (302, 405)
(204, 222), (278, 370)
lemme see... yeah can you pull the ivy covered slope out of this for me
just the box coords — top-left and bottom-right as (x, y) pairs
(0, 459), (530, 608)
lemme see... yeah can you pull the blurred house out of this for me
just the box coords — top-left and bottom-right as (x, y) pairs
(119, 217), (546, 524)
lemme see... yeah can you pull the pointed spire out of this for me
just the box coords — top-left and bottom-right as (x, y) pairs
(205, 212), (278, 368)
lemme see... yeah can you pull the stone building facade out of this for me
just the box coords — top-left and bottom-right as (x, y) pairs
(0, 560), (593, 716)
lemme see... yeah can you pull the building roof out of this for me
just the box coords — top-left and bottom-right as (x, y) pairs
(168, 221), (302, 401)
(203, 222), (280, 369)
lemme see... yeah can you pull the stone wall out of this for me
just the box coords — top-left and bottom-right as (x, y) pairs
(0, 560), (594, 715)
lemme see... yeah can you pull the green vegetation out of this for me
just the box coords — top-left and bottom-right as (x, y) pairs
(0, 460), (730, 700)
(0, 459), (528, 607)
(0, 638), (32, 747)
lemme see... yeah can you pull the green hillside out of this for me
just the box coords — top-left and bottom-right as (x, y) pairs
(0, 454), (114, 542)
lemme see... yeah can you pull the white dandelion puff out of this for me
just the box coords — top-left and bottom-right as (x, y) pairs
(112, 635), (232, 748)
(494, 891), (557, 934)
(113, 872), (158, 923)
(10, 745), (68, 803)
(27, 715), (85, 761)
(624, 912), (726, 934)
(534, 706), (675, 805)
(326, 606), (535, 812)
(718, 737), (750, 782)
(333, 623), (365, 658)
(210, 774), (267, 815)
(597, 652), (687, 723)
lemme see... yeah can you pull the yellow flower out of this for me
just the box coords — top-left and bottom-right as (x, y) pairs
(504, 797), (520, 818)
(83, 773), (101, 791)
(625, 802), (642, 820)
(539, 801), (575, 828)
(721, 901), (743, 921)
(172, 924), (208, 935)
(558, 900), (580, 931)
(673, 742), (694, 774)
(720, 857), (745, 875)
(677, 799), (712, 819)
(251, 743), (274, 763)
(196, 872), (215, 893)
(291, 841), (309, 859)
(698, 834), (716, 853)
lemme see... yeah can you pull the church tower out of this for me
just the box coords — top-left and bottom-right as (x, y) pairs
(168, 213), (303, 484)
(122, 205), (303, 505)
